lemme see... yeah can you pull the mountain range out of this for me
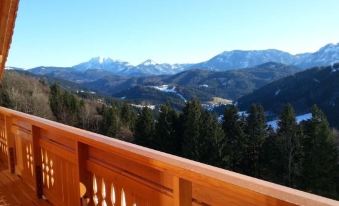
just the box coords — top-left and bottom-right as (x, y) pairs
(23, 43), (339, 77)
(24, 62), (299, 109)
(8, 43), (339, 127)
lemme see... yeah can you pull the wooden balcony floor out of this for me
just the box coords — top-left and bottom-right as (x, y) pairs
(0, 161), (50, 206)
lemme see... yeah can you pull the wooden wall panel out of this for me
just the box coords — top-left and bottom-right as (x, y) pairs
(13, 124), (35, 187)
(40, 138), (78, 206)
(0, 114), (8, 162)
(86, 160), (173, 206)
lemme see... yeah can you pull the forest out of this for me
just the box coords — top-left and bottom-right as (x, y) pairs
(0, 71), (338, 200)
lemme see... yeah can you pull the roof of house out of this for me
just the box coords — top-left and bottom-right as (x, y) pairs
(0, 0), (20, 78)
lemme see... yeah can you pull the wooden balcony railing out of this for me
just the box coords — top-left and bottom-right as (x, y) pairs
(0, 106), (338, 206)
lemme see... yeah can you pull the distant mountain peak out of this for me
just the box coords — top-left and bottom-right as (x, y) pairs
(318, 43), (339, 53)
(89, 56), (115, 64)
(140, 59), (157, 66)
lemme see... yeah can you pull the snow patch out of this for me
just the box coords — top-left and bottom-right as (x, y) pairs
(238, 111), (249, 117)
(218, 115), (224, 123)
(267, 113), (312, 130)
(148, 85), (187, 102)
(199, 84), (209, 88)
(275, 89), (281, 96)
(313, 78), (320, 83)
(296, 113), (312, 123)
(149, 85), (176, 92)
(331, 62), (339, 72)
(131, 104), (155, 110)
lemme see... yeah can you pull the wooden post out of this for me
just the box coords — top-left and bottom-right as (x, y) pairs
(173, 177), (192, 206)
(5, 115), (15, 173)
(76, 142), (90, 206)
(32, 126), (43, 198)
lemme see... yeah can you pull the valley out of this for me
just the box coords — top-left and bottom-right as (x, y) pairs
(7, 42), (339, 127)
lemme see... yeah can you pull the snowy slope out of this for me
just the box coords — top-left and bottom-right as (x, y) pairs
(267, 113), (312, 129)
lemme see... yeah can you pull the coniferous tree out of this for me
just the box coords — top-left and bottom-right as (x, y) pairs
(49, 84), (83, 126)
(301, 105), (339, 198)
(244, 104), (267, 177)
(100, 105), (121, 137)
(260, 127), (281, 182)
(49, 84), (62, 118)
(154, 104), (179, 154)
(198, 111), (224, 166)
(276, 104), (303, 187)
(221, 105), (246, 172)
(134, 107), (155, 148)
(180, 99), (223, 165)
(120, 102), (136, 130)
(180, 99), (203, 161)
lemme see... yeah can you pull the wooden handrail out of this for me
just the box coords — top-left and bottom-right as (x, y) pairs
(0, 106), (337, 206)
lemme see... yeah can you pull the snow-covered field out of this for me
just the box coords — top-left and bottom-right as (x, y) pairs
(130, 104), (156, 110)
(148, 85), (187, 102)
(267, 113), (312, 129)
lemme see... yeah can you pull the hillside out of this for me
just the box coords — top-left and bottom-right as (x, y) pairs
(238, 63), (339, 128)
(1, 70), (55, 119)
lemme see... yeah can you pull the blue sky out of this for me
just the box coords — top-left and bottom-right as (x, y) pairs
(6, 0), (339, 68)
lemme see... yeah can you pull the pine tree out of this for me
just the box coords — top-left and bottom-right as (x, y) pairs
(198, 111), (224, 166)
(260, 128), (281, 182)
(100, 105), (120, 138)
(154, 104), (179, 154)
(180, 99), (203, 161)
(180, 99), (223, 165)
(49, 84), (84, 126)
(301, 105), (339, 198)
(49, 84), (62, 118)
(120, 102), (136, 130)
(134, 107), (155, 148)
(276, 104), (302, 187)
(221, 105), (246, 172)
(244, 104), (267, 177)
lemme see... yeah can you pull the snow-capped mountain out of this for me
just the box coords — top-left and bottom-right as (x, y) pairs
(135, 59), (188, 75)
(294, 43), (339, 68)
(71, 57), (189, 76)
(189, 43), (339, 71)
(191, 49), (295, 71)
(72, 56), (133, 73)
(26, 42), (339, 77)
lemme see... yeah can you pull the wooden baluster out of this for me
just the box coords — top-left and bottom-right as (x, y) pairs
(5, 115), (15, 173)
(173, 177), (192, 206)
(32, 126), (43, 198)
(76, 142), (90, 206)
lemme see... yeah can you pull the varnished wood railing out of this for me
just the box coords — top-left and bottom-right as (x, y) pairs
(0, 106), (337, 206)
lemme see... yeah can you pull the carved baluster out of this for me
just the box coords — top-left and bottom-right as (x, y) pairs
(93, 174), (99, 206)
(45, 151), (50, 188)
(29, 144), (33, 176)
(41, 149), (45, 185)
(121, 189), (126, 206)
(50, 159), (54, 186)
(110, 184), (116, 206)
(101, 179), (107, 206)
